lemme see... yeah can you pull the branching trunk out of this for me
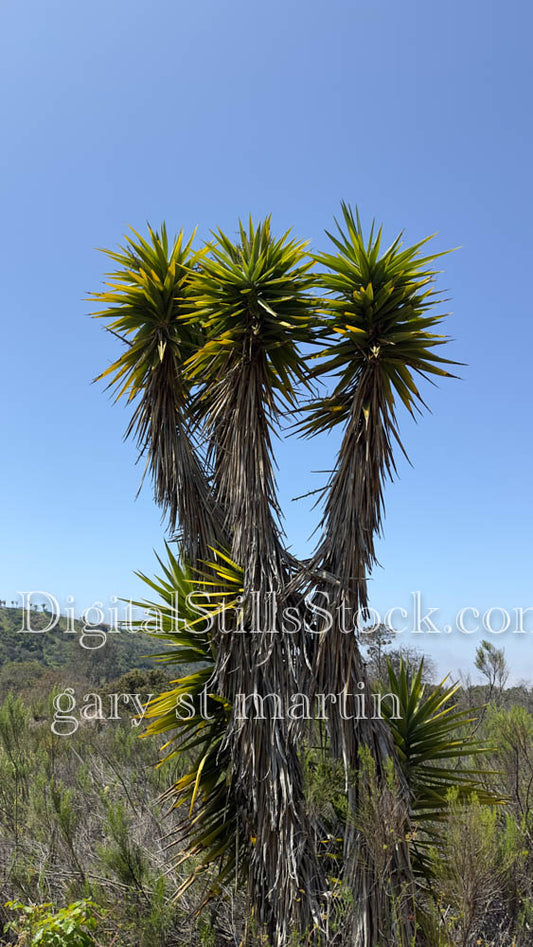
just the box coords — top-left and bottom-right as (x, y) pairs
(308, 371), (417, 945)
(207, 354), (324, 943)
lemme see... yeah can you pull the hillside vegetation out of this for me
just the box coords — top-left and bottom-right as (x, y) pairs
(2, 610), (533, 944)
(0, 606), (162, 695)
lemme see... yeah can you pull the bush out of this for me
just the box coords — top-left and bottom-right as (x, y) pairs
(3, 899), (99, 946)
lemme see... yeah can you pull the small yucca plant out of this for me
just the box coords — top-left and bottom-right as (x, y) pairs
(381, 659), (502, 877)
(130, 544), (243, 903)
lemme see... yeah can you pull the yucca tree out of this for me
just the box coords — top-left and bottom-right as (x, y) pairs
(93, 207), (457, 946)
(294, 204), (458, 943)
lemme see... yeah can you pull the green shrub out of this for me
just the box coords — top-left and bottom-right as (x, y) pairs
(3, 899), (100, 946)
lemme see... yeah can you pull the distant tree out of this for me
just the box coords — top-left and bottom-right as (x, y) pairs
(364, 626), (437, 684)
(387, 645), (437, 684)
(475, 639), (509, 702)
(363, 622), (396, 681)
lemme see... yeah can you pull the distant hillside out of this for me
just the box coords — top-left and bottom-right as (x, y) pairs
(0, 606), (165, 687)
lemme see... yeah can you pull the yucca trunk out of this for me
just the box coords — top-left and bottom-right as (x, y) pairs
(207, 352), (323, 943)
(131, 353), (223, 565)
(313, 614), (416, 945)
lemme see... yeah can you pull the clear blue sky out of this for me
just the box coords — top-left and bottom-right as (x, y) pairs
(1, 0), (532, 680)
